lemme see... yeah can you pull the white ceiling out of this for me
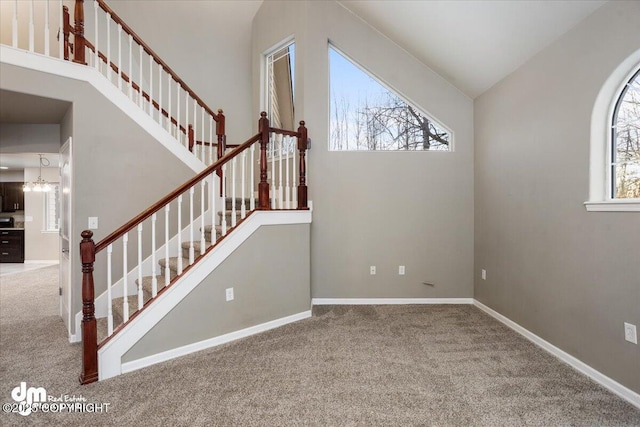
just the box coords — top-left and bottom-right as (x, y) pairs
(338, 0), (606, 98)
(0, 90), (70, 124)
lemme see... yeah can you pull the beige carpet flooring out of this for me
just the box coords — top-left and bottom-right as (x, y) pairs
(1, 266), (639, 426)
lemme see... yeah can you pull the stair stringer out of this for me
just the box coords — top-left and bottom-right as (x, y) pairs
(0, 45), (204, 173)
(98, 209), (312, 381)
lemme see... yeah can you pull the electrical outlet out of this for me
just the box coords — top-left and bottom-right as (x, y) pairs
(225, 288), (234, 302)
(88, 217), (98, 229)
(481, 269), (487, 280)
(370, 266), (376, 275)
(399, 265), (405, 275)
(624, 322), (637, 344)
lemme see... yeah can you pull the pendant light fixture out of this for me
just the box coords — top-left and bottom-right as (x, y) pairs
(23, 154), (51, 192)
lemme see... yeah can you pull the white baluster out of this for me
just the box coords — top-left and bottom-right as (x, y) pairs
(164, 204), (170, 286)
(93, 1), (98, 68)
(137, 224), (143, 310)
(122, 232), (129, 322)
(210, 173), (216, 245)
(286, 136), (291, 209)
(28, 0), (34, 52)
(278, 134), (283, 209)
(12, 0), (18, 48)
(200, 181), (205, 255)
(293, 142), (298, 208)
(44, 0), (50, 56)
(58, 0), (63, 58)
(231, 157), (237, 227)
(241, 150), (247, 218)
(128, 34), (133, 99)
(148, 55), (153, 117)
(106, 13), (111, 81)
(271, 134), (276, 209)
(168, 77), (173, 135)
(138, 44), (143, 107)
(192, 100), (198, 160)
(201, 107), (205, 164)
(221, 164), (227, 236)
(117, 24), (122, 90)
(151, 213), (158, 297)
(106, 244), (113, 335)
(250, 143), (255, 211)
(209, 116), (213, 165)
(158, 62), (163, 127)
(185, 91), (189, 151)
(177, 195), (183, 275)
(189, 187), (194, 264)
(176, 83), (181, 144)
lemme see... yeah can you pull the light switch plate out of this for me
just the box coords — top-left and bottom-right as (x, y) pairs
(88, 217), (98, 229)
(226, 288), (234, 301)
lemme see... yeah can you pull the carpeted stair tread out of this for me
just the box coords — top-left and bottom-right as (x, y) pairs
(135, 275), (174, 299)
(202, 224), (223, 234)
(224, 198), (252, 210)
(158, 256), (191, 273)
(111, 295), (139, 326)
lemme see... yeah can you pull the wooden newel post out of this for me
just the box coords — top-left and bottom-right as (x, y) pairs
(188, 125), (194, 152)
(258, 111), (270, 210)
(297, 121), (308, 209)
(216, 110), (226, 196)
(79, 230), (98, 384)
(62, 6), (71, 61)
(72, 0), (86, 65)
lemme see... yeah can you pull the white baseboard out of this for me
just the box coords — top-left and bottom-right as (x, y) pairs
(121, 310), (312, 375)
(24, 260), (59, 264)
(312, 298), (474, 305)
(473, 300), (640, 409)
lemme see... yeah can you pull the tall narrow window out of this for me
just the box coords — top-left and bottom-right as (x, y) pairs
(329, 45), (451, 151)
(611, 68), (640, 199)
(265, 42), (295, 130)
(43, 184), (60, 232)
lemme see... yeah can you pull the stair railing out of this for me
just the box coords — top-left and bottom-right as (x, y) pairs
(0, 0), (224, 165)
(79, 113), (309, 384)
(63, 0), (225, 165)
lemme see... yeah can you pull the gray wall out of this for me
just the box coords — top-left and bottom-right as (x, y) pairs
(0, 62), (197, 335)
(106, 1), (257, 144)
(474, 1), (640, 393)
(252, 1), (474, 299)
(124, 223), (310, 362)
(0, 124), (61, 153)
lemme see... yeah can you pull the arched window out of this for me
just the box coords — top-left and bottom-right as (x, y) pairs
(611, 69), (640, 199)
(586, 50), (640, 212)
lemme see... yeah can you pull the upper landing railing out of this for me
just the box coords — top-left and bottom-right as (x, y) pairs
(3, 0), (226, 165)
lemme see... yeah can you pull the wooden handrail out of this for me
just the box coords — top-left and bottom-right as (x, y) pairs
(269, 127), (301, 138)
(95, 0), (220, 122)
(94, 133), (261, 253)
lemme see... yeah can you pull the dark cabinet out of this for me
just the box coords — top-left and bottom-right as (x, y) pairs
(0, 229), (24, 263)
(1, 182), (25, 212)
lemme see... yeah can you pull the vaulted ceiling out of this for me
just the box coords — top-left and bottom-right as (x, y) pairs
(337, 0), (607, 98)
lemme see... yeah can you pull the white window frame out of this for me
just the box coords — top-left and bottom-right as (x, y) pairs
(328, 42), (453, 153)
(585, 49), (640, 212)
(262, 37), (296, 161)
(42, 183), (60, 233)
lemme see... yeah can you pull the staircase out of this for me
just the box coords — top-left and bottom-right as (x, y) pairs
(1, 0), (311, 384)
(95, 200), (240, 343)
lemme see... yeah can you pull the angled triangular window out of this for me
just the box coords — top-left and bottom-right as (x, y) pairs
(329, 45), (451, 151)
